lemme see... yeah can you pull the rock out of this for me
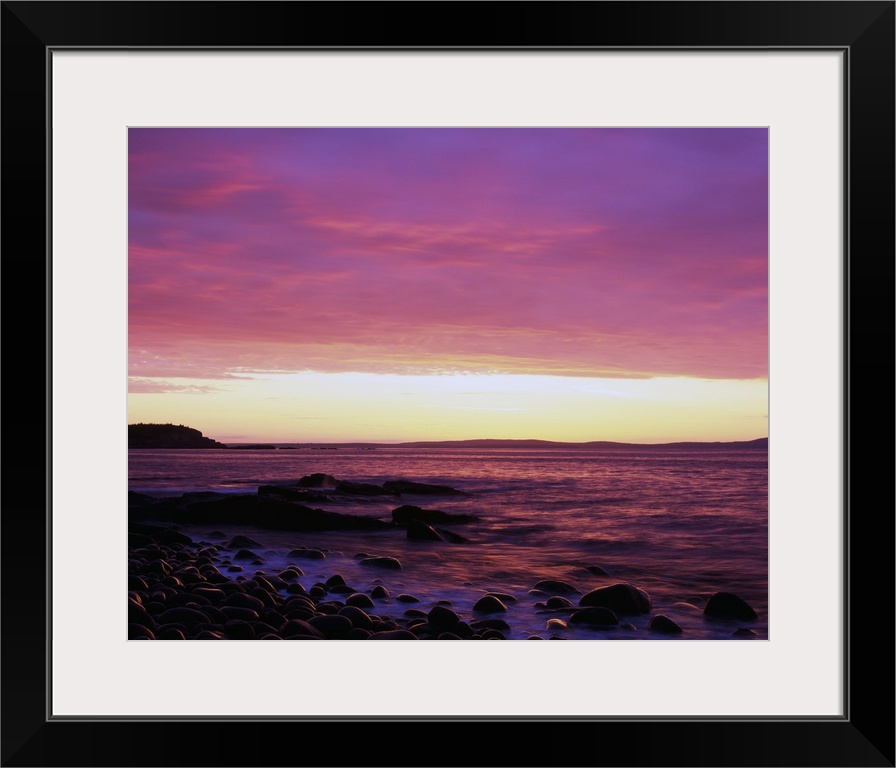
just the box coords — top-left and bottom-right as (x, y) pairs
(280, 620), (326, 639)
(225, 535), (263, 549)
(338, 606), (374, 631)
(472, 595), (507, 613)
(731, 628), (758, 638)
(370, 585), (390, 599)
(704, 592), (758, 620)
(234, 549), (260, 561)
(648, 614), (684, 634)
(346, 593), (375, 609)
(545, 618), (567, 631)
(396, 594), (419, 602)
(569, 607), (619, 626)
(359, 556), (402, 570)
(309, 614), (354, 639)
(436, 528), (470, 543)
(288, 548), (326, 560)
(545, 596), (572, 609)
(224, 620), (256, 640)
(220, 606), (260, 622)
(391, 505), (477, 525)
(128, 623), (155, 640)
(157, 627), (187, 640)
(157, 607), (209, 626)
(382, 480), (466, 496)
(223, 593), (265, 612)
(325, 574), (346, 587)
(533, 579), (580, 595)
(258, 485), (329, 503)
(579, 583), (651, 614)
(427, 605), (460, 633)
(586, 565), (610, 576)
(470, 618), (510, 632)
(298, 473), (340, 488)
(367, 629), (417, 640)
(406, 519), (445, 541)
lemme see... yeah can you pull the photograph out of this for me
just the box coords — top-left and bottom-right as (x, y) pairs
(127, 127), (770, 643)
(3, 0), (892, 764)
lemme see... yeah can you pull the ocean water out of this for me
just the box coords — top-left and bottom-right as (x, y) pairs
(129, 446), (768, 640)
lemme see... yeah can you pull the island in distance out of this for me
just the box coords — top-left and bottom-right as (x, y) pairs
(128, 423), (767, 451)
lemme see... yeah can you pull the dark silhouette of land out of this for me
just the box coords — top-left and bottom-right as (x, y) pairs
(129, 423), (767, 451)
(128, 423), (228, 449)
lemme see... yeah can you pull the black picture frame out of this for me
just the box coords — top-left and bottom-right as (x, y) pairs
(4, 2), (893, 766)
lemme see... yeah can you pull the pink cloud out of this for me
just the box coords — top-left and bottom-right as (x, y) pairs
(129, 128), (768, 382)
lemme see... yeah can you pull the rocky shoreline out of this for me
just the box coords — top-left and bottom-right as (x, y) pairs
(128, 520), (759, 641)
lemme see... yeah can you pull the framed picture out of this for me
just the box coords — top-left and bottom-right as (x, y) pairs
(6, 1), (893, 765)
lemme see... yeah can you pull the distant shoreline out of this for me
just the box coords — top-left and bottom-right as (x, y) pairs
(219, 437), (769, 451)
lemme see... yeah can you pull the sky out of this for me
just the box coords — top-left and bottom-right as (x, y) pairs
(128, 128), (768, 444)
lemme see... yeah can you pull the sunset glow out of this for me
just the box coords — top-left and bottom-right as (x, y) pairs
(128, 128), (768, 443)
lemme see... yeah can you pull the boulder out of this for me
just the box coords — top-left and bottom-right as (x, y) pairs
(648, 614), (684, 634)
(569, 607), (619, 626)
(579, 583), (651, 614)
(391, 505), (477, 525)
(704, 592), (758, 620)
(382, 480), (466, 496)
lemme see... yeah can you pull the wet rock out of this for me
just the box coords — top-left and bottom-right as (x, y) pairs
(383, 481), (467, 496)
(338, 605), (374, 631)
(288, 548), (326, 560)
(405, 519), (445, 541)
(220, 606), (260, 622)
(731, 628), (758, 638)
(346, 593), (375, 609)
(225, 535), (263, 549)
(396, 594), (419, 602)
(234, 549), (260, 561)
(471, 618), (511, 632)
(223, 593), (265, 612)
(545, 596), (572, 609)
(309, 614), (354, 639)
(367, 629), (417, 640)
(586, 565), (610, 576)
(280, 620), (326, 639)
(359, 556), (402, 570)
(569, 607), (619, 626)
(325, 574), (346, 587)
(128, 623), (155, 640)
(157, 607), (210, 626)
(533, 579), (579, 595)
(157, 627), (187, 640)
(579, 583), (651, 614)
(391, 505), (477, 525)
(370, 585), (390, 599)
(224, 620), (257, 640)
(545, 618), (567, 631)
(454, 621), (475, 639)
(427, 605), (460, 633)
(648, 614), (684, 634)
(704, 592), (758, 621)
(472, 595), (507, 613)
(298, 473), (340, 488)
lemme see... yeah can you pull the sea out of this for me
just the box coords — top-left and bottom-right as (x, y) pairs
(128, 445), (768, 640)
